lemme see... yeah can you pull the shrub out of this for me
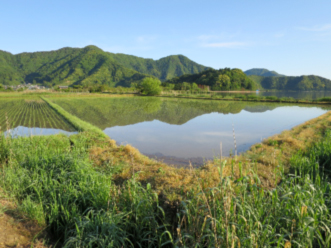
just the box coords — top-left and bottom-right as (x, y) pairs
(140, 78), (162, 96)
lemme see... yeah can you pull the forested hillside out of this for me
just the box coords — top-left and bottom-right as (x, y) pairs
(244, 68), (285, 77)
(2, 45), (330, 91)
(109, 54), (209, 81)
(164, 68), (258, 90)
(0, 46), (150, 87)
(248, 75), (331, 90)
(0, 46), (209, 87)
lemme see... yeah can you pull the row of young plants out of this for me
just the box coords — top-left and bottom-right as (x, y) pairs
(0, 99), (75, 133)
(1, 108), (331, 246)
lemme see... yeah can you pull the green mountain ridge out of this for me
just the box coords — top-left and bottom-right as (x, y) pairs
(108, 53), (210, 82)
(248, 75), (331, 91)
(0, 45), (209, 87)
(245, 68), (331, 90)
(244, 68), (285, 77)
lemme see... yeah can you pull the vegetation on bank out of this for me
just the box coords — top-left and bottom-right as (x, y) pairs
(42, 97), (107, 138)
(1, 108), (331, 246)
(160, 90), (331, 105)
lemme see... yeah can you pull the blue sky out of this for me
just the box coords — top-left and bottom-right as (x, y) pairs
(1, 0), (331, 79)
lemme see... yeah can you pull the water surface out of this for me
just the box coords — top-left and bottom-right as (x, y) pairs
(216, 91), (331, 100)
(54, 97), (331, 166)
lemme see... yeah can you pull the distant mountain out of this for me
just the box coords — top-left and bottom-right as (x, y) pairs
(244, 68), (285, 77)
(164, 68), (258, 90)
(109, 54), (210, 82)
(0, 46), (150, 87)
(249, 75), (331, 91)
(0, 46), (209, 87)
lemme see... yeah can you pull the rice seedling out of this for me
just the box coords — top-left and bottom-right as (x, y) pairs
(0, 99), (75, 134)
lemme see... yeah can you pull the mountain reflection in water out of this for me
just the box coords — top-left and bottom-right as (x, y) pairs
(54, 97), (331, 166)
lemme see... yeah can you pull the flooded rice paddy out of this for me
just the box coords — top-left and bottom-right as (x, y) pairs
(53, 96), (331, 165)
(0, 99), (76, 136)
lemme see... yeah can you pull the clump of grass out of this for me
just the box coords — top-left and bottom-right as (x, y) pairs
(174, 130), (331, 247)
(0, 133), (169, 247)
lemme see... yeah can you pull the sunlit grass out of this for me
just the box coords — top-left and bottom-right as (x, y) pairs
(1, 127), (331, 246)
(1, 94), (331, 246)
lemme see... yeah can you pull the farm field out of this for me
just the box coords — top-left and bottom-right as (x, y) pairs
(0, 98), (76, 135)
(1, 93), (331, 246)
(51, 96), (331, 165)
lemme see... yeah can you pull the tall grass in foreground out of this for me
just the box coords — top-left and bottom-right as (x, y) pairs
(0, 133), (168, 247)
(1, 130), (331, 247)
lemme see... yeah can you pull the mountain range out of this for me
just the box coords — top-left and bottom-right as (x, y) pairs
(1, 46), (331, 91)
(244, 68), (285, 77)
(244, 69), (331, 90)
(0, 45), (208, 87)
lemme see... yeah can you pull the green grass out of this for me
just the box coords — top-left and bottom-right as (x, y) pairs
(0, 133), (168, 247)
(1, 122), (331, 246)
(1, 94), (331, 246)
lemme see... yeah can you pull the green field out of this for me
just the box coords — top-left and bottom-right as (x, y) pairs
(1, 94), (331, 247)
(0, 98), (75, 132)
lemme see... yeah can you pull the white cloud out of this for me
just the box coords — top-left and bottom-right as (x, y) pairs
(298, 24), (331, 32)
(202, 41), (247, 48)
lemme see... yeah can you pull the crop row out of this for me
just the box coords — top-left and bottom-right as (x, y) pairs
(0, 99), (75, 133)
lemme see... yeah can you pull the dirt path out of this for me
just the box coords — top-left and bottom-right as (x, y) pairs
(0, 192), (47, 248)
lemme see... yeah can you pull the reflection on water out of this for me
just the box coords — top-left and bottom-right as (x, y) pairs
(54, 97), (331, 166)
(4, 126), (78, 137)
(217, 91), (331, 100)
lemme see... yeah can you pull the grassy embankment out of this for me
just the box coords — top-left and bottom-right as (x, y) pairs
(160, 91), (331, 105)
(1, 95), (331, 246)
